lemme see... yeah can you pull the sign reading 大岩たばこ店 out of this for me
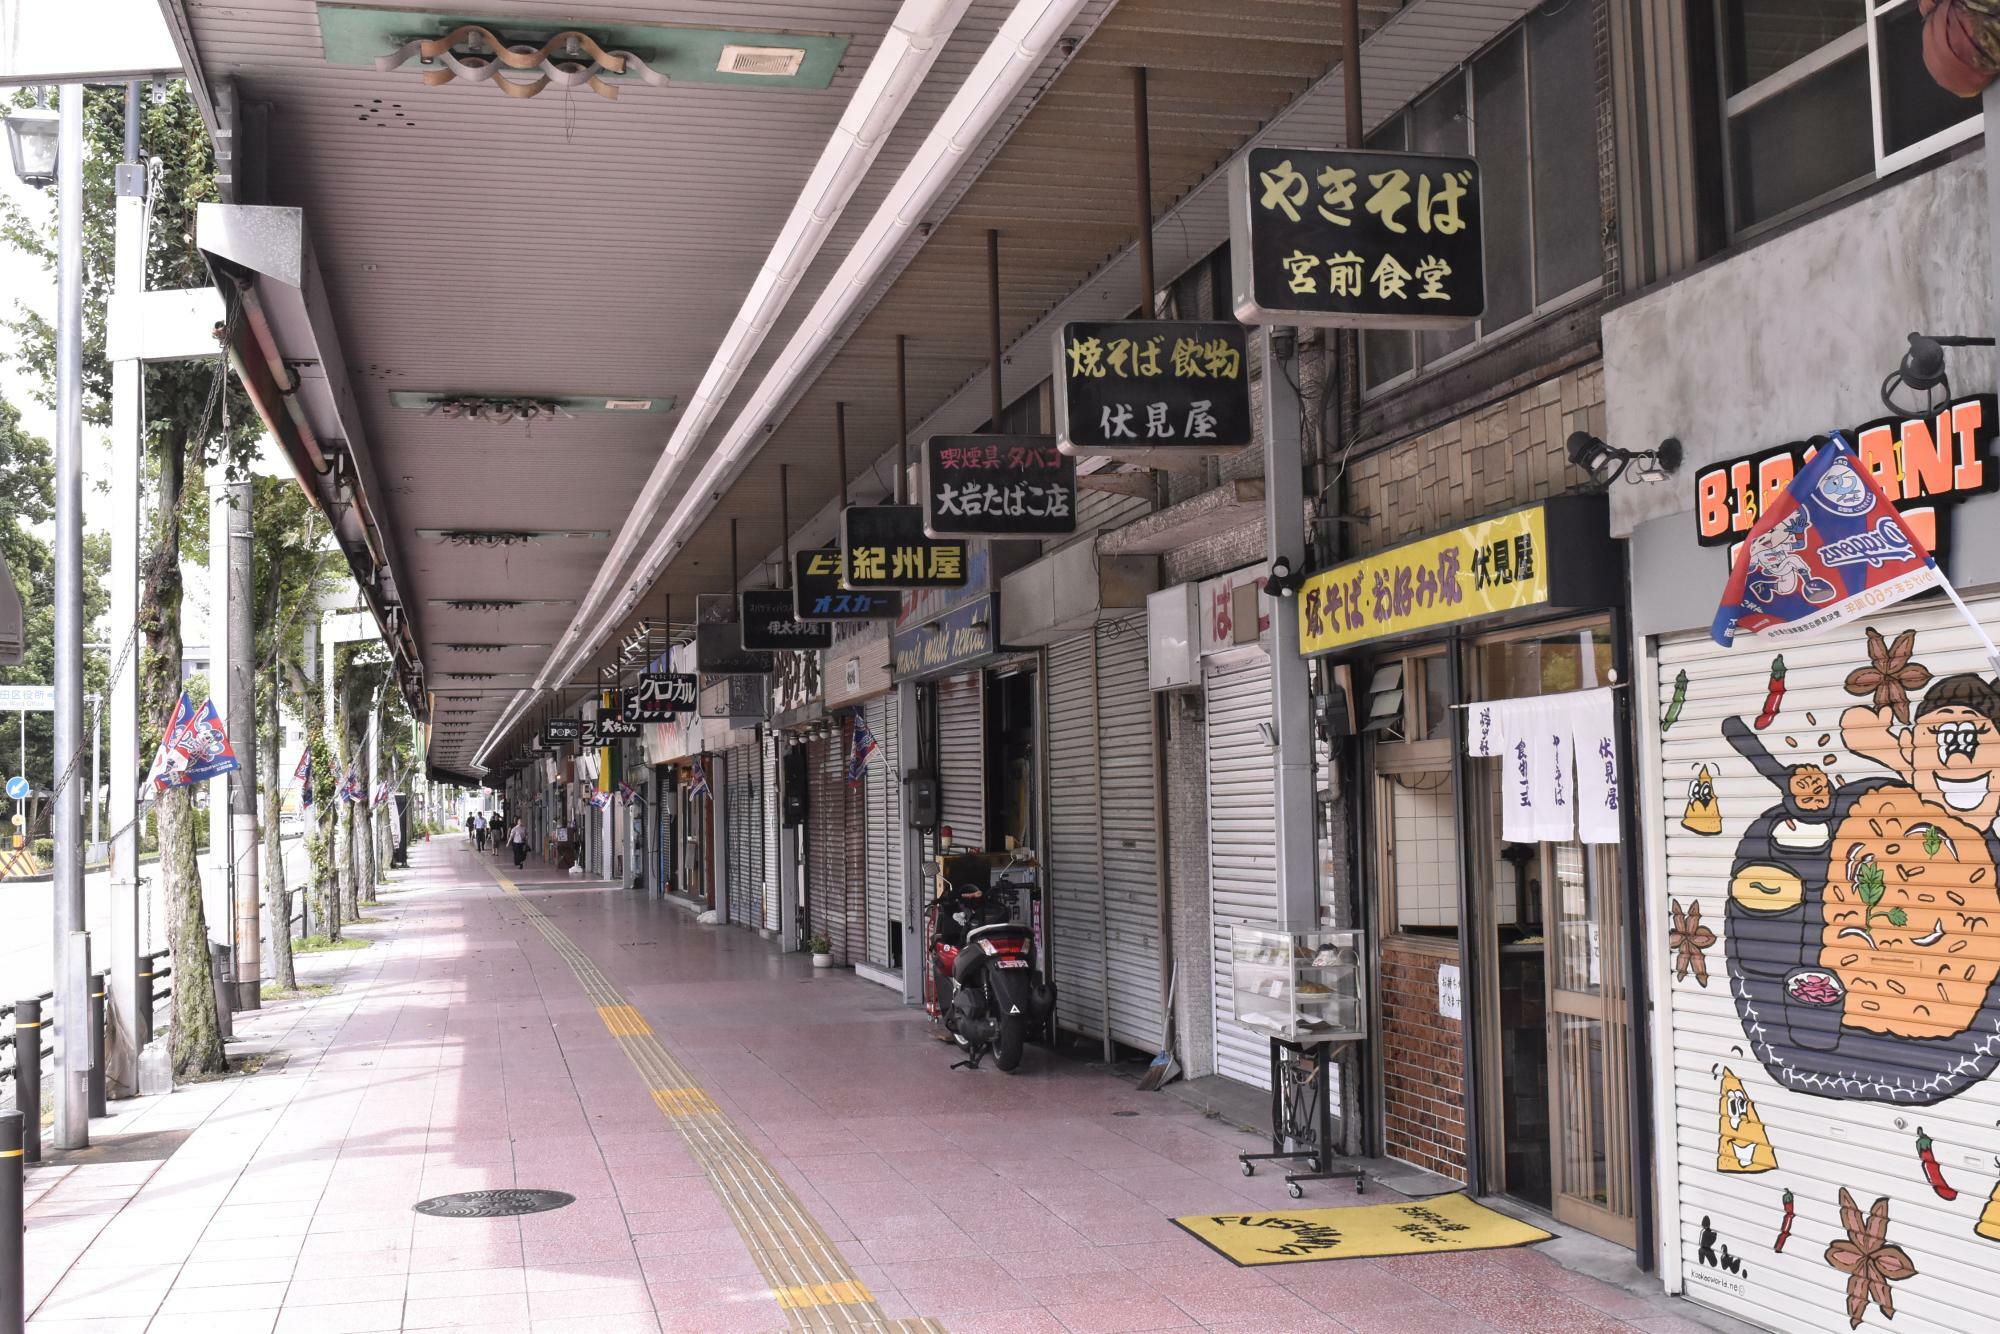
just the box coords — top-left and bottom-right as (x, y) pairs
(1054, 321), (1252, 458)
(921, 435), (1076, 538)
(1230, 147), (1484, 329)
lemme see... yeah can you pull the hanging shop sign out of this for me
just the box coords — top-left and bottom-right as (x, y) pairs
(1230, 146), (1484, 330)
(739, 589), (834, 650)
(545, 717), (582, 742)
(694, 621), (773, 675)
(630, 671), (697, 719)
(1692, 394), (1995, 562)
(841, 505), (968, 589)
(891, 595), (994, 681)
(595, 715), (641, 739)
(920, 434), (1077, 537)
(1295, 496), (1618, 656)
(771, 647), (823, 717)
(580, 718), (601, 748)
(1053, 320), (1253, 456)
(793, 549), (901, 621)
(698, 672), (768, 723)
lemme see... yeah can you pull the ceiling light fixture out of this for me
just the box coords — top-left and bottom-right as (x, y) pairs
(433, 598), (577, 612)
(1880, 331), (1997, 416)
(418, 529), (611, 547)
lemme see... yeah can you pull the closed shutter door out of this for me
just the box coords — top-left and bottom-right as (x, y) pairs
(808, 724), (856, 963)
(1099, 619), (1164, 1053)
(725, 744), (754, 927)
(864, 696), (901, 969)
(1206, 651), (1278, 1089)
(1046, 634), (1106, 1040)
(763, 733), (781, 933)
(937, 672), (985, 850)
(1655, 599), (2000, 1334)
(845, 717), (868, 967)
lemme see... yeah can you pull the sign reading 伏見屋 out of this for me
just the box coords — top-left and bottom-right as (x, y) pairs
(920, 435), (1077, 538)
(1294, 497), (1617, 656)
(841, 505), (968, 590)
(1054, 321), (1252, 458)
(1230, 147), (1484, 330)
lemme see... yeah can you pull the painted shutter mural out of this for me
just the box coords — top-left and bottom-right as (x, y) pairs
(1655, 596), (2000, 1334)
(863, 695), (902, 970)
(1206, 650), (1279, 1090)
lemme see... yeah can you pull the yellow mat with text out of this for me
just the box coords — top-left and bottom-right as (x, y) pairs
(1175, 1192), (1552, 1266)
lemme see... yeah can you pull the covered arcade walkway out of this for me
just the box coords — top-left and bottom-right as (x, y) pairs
(20, 842), (1712, 1333)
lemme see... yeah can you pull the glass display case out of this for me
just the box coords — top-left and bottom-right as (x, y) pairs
(1231, 927), (1368, 1043)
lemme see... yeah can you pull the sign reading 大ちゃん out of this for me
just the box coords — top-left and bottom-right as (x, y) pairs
(1231, 147), (1483, 329)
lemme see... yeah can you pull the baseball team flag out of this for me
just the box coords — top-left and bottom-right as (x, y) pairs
(1711, 434), (1942, 647)
(294, 749), (314, 807)
(687, 756), (711, 799)
(846, 710), (877, 786)
(617, 780), (637, 807)
(147, 693), (242, 791)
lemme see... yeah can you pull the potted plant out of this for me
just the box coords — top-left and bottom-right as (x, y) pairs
(806, 932), (832, 968)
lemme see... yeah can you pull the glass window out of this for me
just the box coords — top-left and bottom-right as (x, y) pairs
(1414, 79), (1477, 365)
(1362, 114), (1415, 393)
(1876, 2), (1976, 156)
(1476, 32), (1534, 331)
(1728, 47), (1873, 226)
(1381, 768), (1460, 937)
(1528, 0), (1603, 300)
(1723, 0), (1859, 91)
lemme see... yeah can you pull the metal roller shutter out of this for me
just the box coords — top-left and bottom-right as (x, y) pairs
(1206, 651), (1278, 1089)
(1046, 634), (1107, 1040)
(864, 696), (901, 969)
(806, 729), (845, 960)
(845, 717), (868, 968)
(725, 743), (755, 927)
(763, 732), (781, 934)
(1655, 597), (2000, 1334)
(1098, 619), (1164, 1053)
(937, 673), (985, 850)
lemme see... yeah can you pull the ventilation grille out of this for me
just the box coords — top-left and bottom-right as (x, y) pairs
(717, 44), (804, 77)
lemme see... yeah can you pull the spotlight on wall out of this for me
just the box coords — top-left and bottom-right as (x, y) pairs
(1262, 556), (1307, 600)
(1881, 332), (1996, 417)
(1565, 432), (1683, 487)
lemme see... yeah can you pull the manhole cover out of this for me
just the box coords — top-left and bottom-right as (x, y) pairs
(413, 1189), (575, 1218)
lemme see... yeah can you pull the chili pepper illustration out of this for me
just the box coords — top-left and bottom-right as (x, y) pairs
(1754, 655), (1786, 730)
(1774, 1188), (1795, 1252)
(1662, 669), (1688, 735)
(1916, 1128), (1959, 1201)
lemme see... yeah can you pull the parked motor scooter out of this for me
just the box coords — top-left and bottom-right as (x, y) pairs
(923, 854), (1055, 1071)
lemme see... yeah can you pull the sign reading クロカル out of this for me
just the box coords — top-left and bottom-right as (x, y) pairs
(1230, 146), (1484, 329)
(630, 672), (697, 719)
(794, 549), (900, 621)
(1294, 497), (1618, 656)
(841, 505), (968, 590)
(739, 589), (834, 650)
(920, 435), (1077, 537)
(1692, 395), (1995, 563)
(1054, 320), (1253, 456)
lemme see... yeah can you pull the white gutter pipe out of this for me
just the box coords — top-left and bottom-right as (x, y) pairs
(481, 0), (1089, 771)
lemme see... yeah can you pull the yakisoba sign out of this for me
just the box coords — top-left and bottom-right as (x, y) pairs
(1693, 394), (1996, 559)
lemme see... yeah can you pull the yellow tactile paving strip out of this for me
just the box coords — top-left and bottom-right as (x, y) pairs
(494, 871), (947, 1334)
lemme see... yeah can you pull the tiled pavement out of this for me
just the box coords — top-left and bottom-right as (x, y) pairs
(20, 841), (1729, 1333)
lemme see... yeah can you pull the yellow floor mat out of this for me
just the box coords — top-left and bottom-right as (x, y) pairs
(1175, 1192), (1553, 1265)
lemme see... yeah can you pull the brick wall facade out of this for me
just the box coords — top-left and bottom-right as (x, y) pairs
(1380, 942), (1467, 1180)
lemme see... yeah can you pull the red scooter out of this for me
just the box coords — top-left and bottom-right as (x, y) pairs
(923, 857), (1054, 1072)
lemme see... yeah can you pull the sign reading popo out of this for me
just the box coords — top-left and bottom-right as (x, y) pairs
(841, 505), (967, 589)
(739, 589), (834, 650)
(1231, 146), (1483, 329)
(794, 549), (900, 621)
(630, 671), (697, 719)
(1054, 321), (1252, 456)
(921, 435), (1077, 537)
(545, 717), (582, 741)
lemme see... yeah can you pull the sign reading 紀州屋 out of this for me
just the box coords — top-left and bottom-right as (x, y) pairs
(1230, 147), (1484, 330)
(1692, 394), (1995, 564)
(1054, 321), (1253, 457)
(1294, 497), (1619, 657)
(841, 506), (969, 590)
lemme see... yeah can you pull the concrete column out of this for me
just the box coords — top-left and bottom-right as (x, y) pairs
(227, 479), (258, 1007)
(205, 469), (232, 948)
(1258, 327), (1319, 931)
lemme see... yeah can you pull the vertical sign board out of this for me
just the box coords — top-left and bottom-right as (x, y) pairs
(841, 505), (968, 590)
(1054, 321), (1253, 457)
(920, 435), (1077, 538)
(630, 671), (698, 719)
(794, 549), (901, 621)
(1230, 147), (1484, 329)
(739, 589), (834, 651)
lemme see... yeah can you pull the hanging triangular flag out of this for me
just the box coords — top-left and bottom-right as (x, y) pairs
(147, 693), (242, 792)
(847, 709), (877, 786)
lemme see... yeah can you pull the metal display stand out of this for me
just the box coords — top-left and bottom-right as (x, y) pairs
(1239, 1036), (1366, 1197)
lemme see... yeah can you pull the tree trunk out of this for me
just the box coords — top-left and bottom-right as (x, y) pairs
(309, 728), (338, 944)
(261, 679), (294, 990)
(355, 791), (375, 909)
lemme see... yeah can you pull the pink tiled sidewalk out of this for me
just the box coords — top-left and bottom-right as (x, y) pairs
(18, 840), (1727, 1333)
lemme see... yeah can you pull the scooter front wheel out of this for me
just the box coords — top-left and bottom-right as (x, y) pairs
(994, 1013), (1026, 1072)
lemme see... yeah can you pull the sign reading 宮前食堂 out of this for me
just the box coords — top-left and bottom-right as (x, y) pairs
(921, 435), (1076, 538)
(1231, 147), (1484, 330)
(1294, 497), (1618, 656)
(1054, 321), (1252, 456)
(841, 505), (968, 590)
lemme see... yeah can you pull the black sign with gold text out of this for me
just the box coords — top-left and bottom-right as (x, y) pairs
(793, 549), (901, 621)
(841, 505), (968, 590)
(740, 589), (834, 650)
(1231, 147), (1483, 329)
(1055, 320), (1253, 457)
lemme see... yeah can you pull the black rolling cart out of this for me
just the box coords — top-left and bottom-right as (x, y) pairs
(1238, 1036), (1365, 1197)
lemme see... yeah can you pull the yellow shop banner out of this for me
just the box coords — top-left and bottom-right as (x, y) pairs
(1296, 497), (1616, 656)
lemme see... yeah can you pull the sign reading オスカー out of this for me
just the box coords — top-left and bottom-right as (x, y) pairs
(1294, 497), (1617, 656)
(1054, 320), (1252, 456)
(1231, 146), (1484, 329)
(921, 435), (1077, 538)
(1691, 394), (1995, 562)
(794, 549), (900, 621)
(841, 505), (968, 590)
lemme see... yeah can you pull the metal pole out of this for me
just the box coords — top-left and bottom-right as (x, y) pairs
(1259, 326), (1318, 931)
(895, 335), (909, 504)
(52, 84), (89, 1151)
(1342, 0), (1362, 145)
(0, 1108), (21, 1334)
(987, 229), (1003, 426)
(835, 403), (850, 507)
(11, 1000), (40, 1165)
(88, 696), (99, 846)
(779, 466), (792, 589)
(228, 478), (259, 1009)
(86, 972), (105, 1117)
(1132, 67), (1156, 316)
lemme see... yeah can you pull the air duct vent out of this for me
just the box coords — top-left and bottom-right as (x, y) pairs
(718, 44), (804, 77)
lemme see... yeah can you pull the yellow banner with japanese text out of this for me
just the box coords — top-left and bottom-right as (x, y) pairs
(1297, 507), (1551, 655)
